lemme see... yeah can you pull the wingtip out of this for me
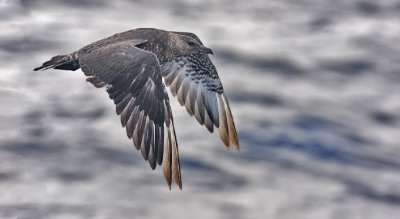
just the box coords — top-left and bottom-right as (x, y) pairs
(220, 93), (239, 149)
(166, 181), (182, 190)
(177, 181), (183, 190)
(217, 93), (230, 147)
(220, 134), (230, 148)
(217, 93), (241, 149)
(163, 169), (172, 190)
(170, 119), (182, 190)
(233, 144), (240, 151)
(231, 135), (240, 150)
(162, 134), (172, 189)
(162, 101), (183, 191)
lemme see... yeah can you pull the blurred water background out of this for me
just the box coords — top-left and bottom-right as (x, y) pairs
(1, 0), (400, 218)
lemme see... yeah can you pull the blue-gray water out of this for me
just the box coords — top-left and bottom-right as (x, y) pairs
(1, 0), (400, 218)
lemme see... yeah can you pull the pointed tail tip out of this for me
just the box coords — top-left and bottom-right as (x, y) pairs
(33, 65), (49, 71)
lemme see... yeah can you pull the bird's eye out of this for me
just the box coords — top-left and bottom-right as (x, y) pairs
(188, 41), (196, 46)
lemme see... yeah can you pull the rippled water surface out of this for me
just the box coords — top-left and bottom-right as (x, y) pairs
(1, 0), (400, 218)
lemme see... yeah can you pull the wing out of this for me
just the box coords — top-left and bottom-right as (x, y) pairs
(161, 50), (239, 149)
(78, 40), (181, 189)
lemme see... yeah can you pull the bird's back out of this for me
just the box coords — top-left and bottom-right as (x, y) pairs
(33, 28), (172, 71)
(80, 28), (171, 60)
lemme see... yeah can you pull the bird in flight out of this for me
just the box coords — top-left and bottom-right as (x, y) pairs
(34, 28), (239, 189)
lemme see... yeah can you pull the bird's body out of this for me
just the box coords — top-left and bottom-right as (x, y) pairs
(34, 28), (238, 189)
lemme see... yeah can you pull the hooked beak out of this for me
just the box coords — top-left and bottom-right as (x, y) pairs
(199, 46), (213, 55)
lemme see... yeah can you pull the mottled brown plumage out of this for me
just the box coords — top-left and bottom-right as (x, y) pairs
(34, 28), (239, 189)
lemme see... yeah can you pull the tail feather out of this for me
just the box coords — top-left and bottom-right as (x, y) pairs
(33, 53), (80, 71)
(34, 55), (67, 71)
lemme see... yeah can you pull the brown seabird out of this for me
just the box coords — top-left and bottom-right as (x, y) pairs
(34, 28), (239, 189)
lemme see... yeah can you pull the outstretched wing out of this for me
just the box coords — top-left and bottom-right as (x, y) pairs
(78, 40), (182, 189)
(161, 49), (239, 149)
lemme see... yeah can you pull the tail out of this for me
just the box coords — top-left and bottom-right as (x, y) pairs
(33, 52), (80, 71)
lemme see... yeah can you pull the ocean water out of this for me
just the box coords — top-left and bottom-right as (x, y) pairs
(1, 0), (400, 218)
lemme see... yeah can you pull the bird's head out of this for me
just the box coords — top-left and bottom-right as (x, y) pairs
(172, 34), (213, 56)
